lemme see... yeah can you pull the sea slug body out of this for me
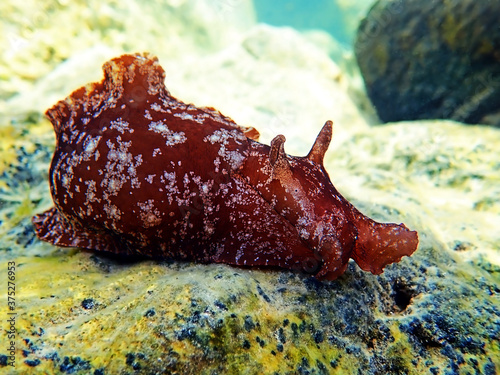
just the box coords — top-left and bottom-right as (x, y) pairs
(32, 53), (418, 280)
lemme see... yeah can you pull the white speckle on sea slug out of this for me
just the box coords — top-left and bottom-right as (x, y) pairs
(109, 118), (133, 134)
(84, 180), (100, 205)
(103, 203), (122, 221)
(201, 183), (210, 194)
(83, 136), (101, 154)
(61, 174), (71, 190)
(148, 120), (186, 146)
(137, 200), (162, 228)
(224, 150), (245, 170)
(150, 102), (163, 112)
(101, 136), (142, 198)
(173, 111), (206, 124)
(174, 112), (194, 121)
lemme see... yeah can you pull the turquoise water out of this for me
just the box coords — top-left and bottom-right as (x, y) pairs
(254, 0), (361, 46)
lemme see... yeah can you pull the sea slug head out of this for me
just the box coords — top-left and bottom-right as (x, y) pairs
(266, 121), (418, 280)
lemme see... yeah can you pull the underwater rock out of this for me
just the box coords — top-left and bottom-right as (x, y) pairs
(355, 0), (500, 126)
(0, 0), (255, 108)
(2, 118), (499, 374)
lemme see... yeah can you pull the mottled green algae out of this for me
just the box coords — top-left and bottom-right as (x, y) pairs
(0, 116), (54, 260)
(0, 257), (373, 373)
(1, 225), (498, 374)
(2, 253), (368, 374)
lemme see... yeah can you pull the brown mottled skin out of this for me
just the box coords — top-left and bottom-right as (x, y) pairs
(32, 53), (418, 280)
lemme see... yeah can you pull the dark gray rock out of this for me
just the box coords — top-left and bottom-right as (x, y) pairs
(355, 0), (500, 126)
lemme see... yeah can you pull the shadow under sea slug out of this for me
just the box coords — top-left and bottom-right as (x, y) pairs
(32, 52), (418, 280)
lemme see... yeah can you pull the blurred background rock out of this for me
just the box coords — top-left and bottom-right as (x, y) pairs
(355, 0), (500, 127)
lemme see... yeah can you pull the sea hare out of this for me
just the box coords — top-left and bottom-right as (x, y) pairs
(32, 53), (418, 280)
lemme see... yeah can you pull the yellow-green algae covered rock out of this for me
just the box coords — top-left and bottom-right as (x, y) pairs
(1, 118), (499, 374)
(0, 0), (499, 374)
